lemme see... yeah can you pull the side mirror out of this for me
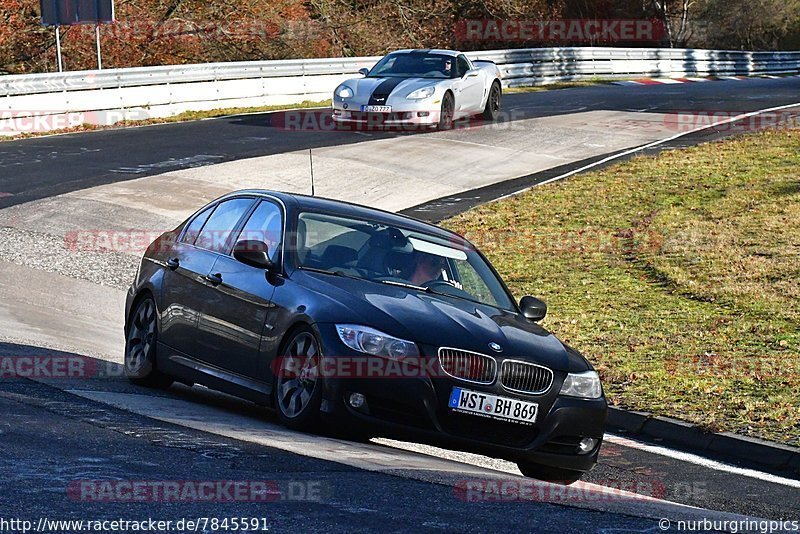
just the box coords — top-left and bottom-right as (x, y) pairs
(520, 296), (547, 322)
(233, 240), (274, 270)
(465, 69), (480, 78)
(358, 68), (370, 77)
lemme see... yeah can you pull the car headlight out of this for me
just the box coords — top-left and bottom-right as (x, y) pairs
(407, 86), (435, 100)
(559, 371), (602, 399)
(335, 85), (354, 99)
(336, 325), (419, 360)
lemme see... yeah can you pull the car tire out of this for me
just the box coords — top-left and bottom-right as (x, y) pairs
(482, 81), (502, 121)
(516, 461), (584, 485)
(437, 92), (455, 130)
(274, 326), (324, 432)
(124, 296), (173, 389)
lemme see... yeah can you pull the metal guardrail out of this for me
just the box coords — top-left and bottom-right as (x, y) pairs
(0, 56), (382, 96)
(467, 48), (800, 87)
(0, 47), (798, 133)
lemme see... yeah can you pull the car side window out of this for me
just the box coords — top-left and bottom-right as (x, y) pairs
(457, 55), (471, 77)
(236, 200), (283, 262)
(194, 198), (255, 253)
(180, 206), (214, 245)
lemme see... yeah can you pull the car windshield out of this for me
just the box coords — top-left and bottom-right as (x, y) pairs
(368, 53), (456, 79)
(296, 212), (515, 311)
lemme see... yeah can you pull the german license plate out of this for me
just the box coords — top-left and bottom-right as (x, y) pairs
(361, 105), (391, 112)
(449, 387), (538, 425)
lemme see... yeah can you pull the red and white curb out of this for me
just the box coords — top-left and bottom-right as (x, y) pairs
(613, 74), (798, 86)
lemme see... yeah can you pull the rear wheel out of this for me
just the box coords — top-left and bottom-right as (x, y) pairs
(517, 461), (583, 485)
(274, 327), (323, 432)
(437, 92), (455, 130)
(124, 296), (173, 388)
(482, 81), (501, 121)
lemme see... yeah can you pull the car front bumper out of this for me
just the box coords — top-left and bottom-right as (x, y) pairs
(313, 323), (608, 473)
(332, 95), (444, 126)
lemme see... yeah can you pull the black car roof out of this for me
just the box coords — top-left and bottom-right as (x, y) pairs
(220, 190), (470, 246)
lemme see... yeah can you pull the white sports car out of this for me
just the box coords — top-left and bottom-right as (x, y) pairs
(332, 49), (503, 129)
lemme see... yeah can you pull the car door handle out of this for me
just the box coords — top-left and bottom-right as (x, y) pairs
(166, 258), (180, 270)
(206, 272), (223, 286)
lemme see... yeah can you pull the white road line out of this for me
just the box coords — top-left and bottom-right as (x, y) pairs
(495, 100), (800, 201)
(605, 434), (800, 489)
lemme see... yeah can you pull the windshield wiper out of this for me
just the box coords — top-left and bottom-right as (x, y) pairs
(378, 280), (484, 306)
(422, 286), (486, 307)
(298, 266), (362, 281)
(378, 280), (427, 291)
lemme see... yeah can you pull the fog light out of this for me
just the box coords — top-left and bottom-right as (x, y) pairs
(578, 437), (598, 454)
(349, 393), (366, 409)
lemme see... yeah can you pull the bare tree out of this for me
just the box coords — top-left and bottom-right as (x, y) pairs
(648, 0), (695, 47)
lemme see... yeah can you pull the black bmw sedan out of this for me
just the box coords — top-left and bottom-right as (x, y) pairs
(124, 190), (607, 483)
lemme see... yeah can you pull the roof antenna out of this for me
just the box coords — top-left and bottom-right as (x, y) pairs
(309, 149), (316, 196)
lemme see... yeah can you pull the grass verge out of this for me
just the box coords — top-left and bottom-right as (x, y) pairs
(445, 128), (800, 446)
(504, 80), (605, 93)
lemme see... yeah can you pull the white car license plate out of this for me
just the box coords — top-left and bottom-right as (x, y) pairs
(361, 105), (391, 112)
(449, 387), (538, 425)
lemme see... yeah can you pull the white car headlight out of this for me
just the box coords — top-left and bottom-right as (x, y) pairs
(336, 325), (419, 360)
(335, 85), (354, 99)
(407, 86), (435, 100)
(559, 371), (602, 399)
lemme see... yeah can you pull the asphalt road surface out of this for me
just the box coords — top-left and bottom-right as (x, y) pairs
(1, 78), (799, 532)
(2, 77), (799, 209)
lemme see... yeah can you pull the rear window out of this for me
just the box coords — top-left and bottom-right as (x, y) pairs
(194, 198), (255, 253)
(181, 206), (213, 245)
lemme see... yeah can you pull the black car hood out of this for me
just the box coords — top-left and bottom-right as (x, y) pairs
(298, 271), (575, 372)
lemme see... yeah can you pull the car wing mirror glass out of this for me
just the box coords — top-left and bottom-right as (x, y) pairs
(358, 68), (370, 77)
(233, 240), (274, 270)
(520, 296), (547, 322)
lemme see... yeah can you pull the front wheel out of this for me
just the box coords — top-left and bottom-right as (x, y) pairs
(274, 327), (324, 432)
(482, 82), (502, 121)
(124, 296), (173, 388)
(517, 461), (583, 485)
(437, 92), (455, 130)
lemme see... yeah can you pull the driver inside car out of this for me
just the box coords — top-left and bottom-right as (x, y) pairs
(408, 252), (445, 286)
(442, 58), (453, 77)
